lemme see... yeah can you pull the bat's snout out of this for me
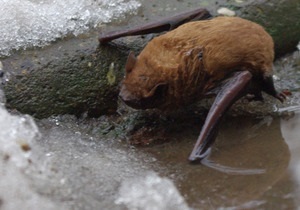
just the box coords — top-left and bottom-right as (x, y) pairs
(119, 86), (143, 109)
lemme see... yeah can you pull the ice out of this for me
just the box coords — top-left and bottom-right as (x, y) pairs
(0, 99), (58, 209)
(34, 116), (158, 209)
(0, 0), (141, 56)
(3, 109), (191, 209)
(115, 172), (190, 210)
(0, 158), (58, 210)
(0, 101), (39, 168)
(0, 89), (189, 209)
(0, 98), (189, 209)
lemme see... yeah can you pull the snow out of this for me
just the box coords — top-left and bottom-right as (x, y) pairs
(0, 0), (141, 56)
(0, 95), (58, 209)
(115, 172), (190, 210)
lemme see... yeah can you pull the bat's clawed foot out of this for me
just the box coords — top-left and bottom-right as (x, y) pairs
(276, 89), (292, 103)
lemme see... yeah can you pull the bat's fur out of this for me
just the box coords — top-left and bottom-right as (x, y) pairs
(120, 16), (274, 110)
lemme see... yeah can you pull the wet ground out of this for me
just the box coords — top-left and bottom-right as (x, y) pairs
(29, 111), (300, 209)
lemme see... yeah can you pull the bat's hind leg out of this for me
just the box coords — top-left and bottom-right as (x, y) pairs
(261, 75), (291, 102)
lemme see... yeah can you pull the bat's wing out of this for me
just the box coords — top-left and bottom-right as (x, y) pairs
(189, 71), (252, 162)
(99, 8), (211, 44)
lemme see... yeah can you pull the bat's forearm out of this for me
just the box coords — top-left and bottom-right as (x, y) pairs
(99, 8), (211, 44)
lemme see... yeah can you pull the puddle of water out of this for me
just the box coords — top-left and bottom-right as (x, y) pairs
(139, 115), (291, 209)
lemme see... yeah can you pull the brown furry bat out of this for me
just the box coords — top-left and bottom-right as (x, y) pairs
(99, 9), (288, 163)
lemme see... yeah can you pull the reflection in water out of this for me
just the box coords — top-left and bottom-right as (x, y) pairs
(141, 115), (290, 209)
(201, 157), (266, 175)
(280, 109), (300, 208)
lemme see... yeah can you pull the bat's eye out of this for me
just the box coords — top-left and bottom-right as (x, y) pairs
(139, 75), (149, 82)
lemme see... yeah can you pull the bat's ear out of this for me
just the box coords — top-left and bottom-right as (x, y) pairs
(125, 51), (136, 74)
(144, 83), (168, 98)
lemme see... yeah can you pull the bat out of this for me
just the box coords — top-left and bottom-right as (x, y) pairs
(99, 8), (288, 163)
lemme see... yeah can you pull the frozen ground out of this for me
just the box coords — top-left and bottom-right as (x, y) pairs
(0, 91), (190, 209)
(0, 0), (141, 56)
